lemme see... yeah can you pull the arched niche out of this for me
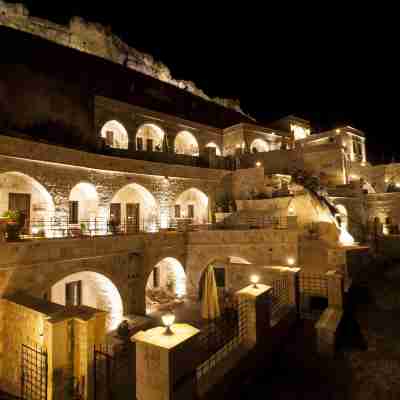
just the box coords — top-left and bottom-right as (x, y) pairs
(111, 183), (158, 233)
(136, 123), (165, 151)
(174, 131), (199, 156)
(0, 171), (55, 236)
(50, 271), (123, 332)
(100, 120), (129, 149)
(174, 188), (208, 224)
(146, 257), (186, 314)
(205, 142), (222, 156)
(69, 182), (99, 230)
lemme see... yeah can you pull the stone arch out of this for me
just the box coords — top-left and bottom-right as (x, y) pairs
(250, 138), (270, 153)
(136, 123), (165, 151)
(205, 142), (222, 156)
(100, 120), (129, 149)
(0, 171), (55, 236)
(145, 257), (186, 314)
(174, 188), (209, 224)
(111, 183), (159, 232)
(197, 255), (253, 299)
(50, 270), (124, 332)
(174, 130), (199, 156)
(69, 182), (99, 227)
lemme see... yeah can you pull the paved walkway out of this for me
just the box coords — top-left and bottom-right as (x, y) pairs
(225, 260), (400, 400)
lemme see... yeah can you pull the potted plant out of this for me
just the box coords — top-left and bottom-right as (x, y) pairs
(2, 210), (22, 241)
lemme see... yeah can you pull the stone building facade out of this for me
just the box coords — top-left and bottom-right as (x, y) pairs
(0, 6), (398, 397)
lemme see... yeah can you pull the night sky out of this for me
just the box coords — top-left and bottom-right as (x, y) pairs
(8, 1), (396, 165)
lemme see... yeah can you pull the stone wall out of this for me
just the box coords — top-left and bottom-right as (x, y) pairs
(367, 192), (400, 226)
(185, 229), (298, 295)
(0, 135), (227, 221)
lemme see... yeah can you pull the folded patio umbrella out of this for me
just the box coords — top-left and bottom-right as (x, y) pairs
(201, 265), (220, 320)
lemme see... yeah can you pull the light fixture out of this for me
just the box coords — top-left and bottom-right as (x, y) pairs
(162, 312), (175, 335)
(396, 183), (400, 188)
(256, 161), (262, 167)
(250, 275), (260, 288)
(336, 129), (341, 133)
(236, 144), (241, 149)
(288, 206), (295, 216)
(385, 178), (389, 183)
(287, 257), (295, 266)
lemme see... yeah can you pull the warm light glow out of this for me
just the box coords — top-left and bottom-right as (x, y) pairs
(339, 227), (355, 246)
(349, 174), (358, 180)
(236, 144), (241, 149)
(288, 206), (295, 216)
(396, 183), (400, 188)
(336, 129), (341, 133)
(291, 124), (310, 140)
(256, 161), (262, 167)
(162, 312), (175, 334)
(250, 275), (260, 288)
(385, 178), (389, 183)
(287, 257), (295, 266)
(31, 227), (39, 235)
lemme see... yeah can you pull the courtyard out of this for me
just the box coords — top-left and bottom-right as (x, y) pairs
(221, 257), (400, 400)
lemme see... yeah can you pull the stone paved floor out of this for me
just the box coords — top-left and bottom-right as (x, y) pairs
(228, 260), (400, 400)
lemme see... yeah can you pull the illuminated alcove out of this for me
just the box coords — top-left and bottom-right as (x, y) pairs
(174, 188), (208, 224)
(174, 130), (199, 156)
(250, 138), (270, 153)
(136, 123), (164, 151)
(205, 142), (222, 156)
(100, 120), (129, 149)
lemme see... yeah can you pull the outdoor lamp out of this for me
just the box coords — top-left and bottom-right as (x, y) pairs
(162, 312), (175, 335)
(287, 257), (295, 266)
(256, 161), (261, 167)
(250, 275), (260, 289)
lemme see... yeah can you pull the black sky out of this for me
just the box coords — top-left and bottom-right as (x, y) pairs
(8, 1), (398, 164)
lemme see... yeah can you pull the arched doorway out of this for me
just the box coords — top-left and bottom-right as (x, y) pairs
(50, 271), (124, 332)
(146, 257), (186, 314)
(250, 138), (270, 153)
(111, 183), (158, 233)
(205, 142), (222, 156)
(0, 171), (55, 236)
(69, 183), (99, 233)
(100, 120), (129, 149)
(198, 256), (252, 307)
(174, 131), (199, 156)
(174, 188), (208, 224)
(136, 123), (164, 151)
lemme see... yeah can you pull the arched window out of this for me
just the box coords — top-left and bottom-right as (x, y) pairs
(101, 120), (129, 149)
(174, 188), (208, 224)
(174, 131), (199, 156)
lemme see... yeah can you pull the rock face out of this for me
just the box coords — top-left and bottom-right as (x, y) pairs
(0, 1), (249, 117)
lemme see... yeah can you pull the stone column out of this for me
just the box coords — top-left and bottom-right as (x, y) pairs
(285, 267), (300, 307)
(133, 324), (200, 400)
(236, 284), (271, 350)
(326, 270), (343, 309)
(287, 216), (298, 229)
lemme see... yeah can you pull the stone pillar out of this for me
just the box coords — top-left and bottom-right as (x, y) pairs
(236, 284), (271, 350)
(326, 270), (343, 309)
(316, 308), (343, 357)
(285, 267), (300, 307)
(133, 323), (200, 400)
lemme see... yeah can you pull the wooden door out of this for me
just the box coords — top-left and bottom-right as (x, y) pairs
(65, 280), (82, 306)
(126, 203), (140, 233)
(110, 203), (121, 225)
(8, 193), (31, 233)
(146, 139), (153, 152)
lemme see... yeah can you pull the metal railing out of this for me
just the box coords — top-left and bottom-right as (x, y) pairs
(28, 217), (177, 238)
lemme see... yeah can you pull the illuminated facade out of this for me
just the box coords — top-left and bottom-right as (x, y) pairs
(0, 6), (398, 398)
